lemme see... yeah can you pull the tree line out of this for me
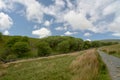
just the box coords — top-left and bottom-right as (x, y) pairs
(0, 32), (118, 62)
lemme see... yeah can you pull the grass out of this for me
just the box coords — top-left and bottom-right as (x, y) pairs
(0, 49), (111, 80)
(0, 53), (79, 80)
(69, 49), (111, 80)
(100, 44), (120, 58)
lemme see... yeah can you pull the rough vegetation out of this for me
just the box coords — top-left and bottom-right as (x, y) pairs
(0, 49), (110, 80)
(69, 49), (111, 80)
(100, 44), (120, 58)
(0, 32), (118, 62)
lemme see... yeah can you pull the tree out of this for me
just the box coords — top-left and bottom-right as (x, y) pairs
(57, 40), (70, 53)
(91, 41), (101, 48)
(12, 42), (30, 57)
(21, 36), (29, 43)
(83, 41), (91, 49)
(37, 41), (52, 56)
(6, 36), (22, 48)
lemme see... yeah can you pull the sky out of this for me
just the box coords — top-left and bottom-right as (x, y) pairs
(0, 0), (120, 40)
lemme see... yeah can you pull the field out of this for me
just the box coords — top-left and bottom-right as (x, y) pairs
(100, 44), (120, 58)
(0, 49), (110, 80)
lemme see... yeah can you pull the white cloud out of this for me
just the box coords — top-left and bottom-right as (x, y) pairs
(0, 0), (6, 10)
(103, 1), (120, 16)
(14, 0), (44, 23)
(55, 27), (64, 31)
(0, 12), (13, 30)
(112, 33), (120, 37)
(108, 16), (120, 33)
(64, 10), (94, 31)
(64, 31), (77, 36)
(84, 32), (92, 37)
(55, 0), (65, 7)
(55, 26), (67, 31)
(85, 39), (91, 41)
(0, 0), (13, 11)
(32, 27), (51, 38)
(2, 0), (120, 37)
(44, 20), (51, 27)
(3, 30), (9, 35)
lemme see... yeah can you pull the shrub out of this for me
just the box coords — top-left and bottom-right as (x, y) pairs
(12, 42), (30, 57)
(37, 41), (52, 56)
(6, 37), (21, 48)
(101, 49), (107, 52)
(108, 50), (116, 54)
(21, 36), (29, 43)
(57, 40), (70, 53)
(83, 41), (91, 49)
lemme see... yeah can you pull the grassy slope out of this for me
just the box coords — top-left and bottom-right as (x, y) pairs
(100, 44), (120, 58)
(0, 53), (79, 80)
(0, 49), (111, 80)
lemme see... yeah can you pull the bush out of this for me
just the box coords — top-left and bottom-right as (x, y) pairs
(57, 40), (70, 53)
(102, 49), (107, 52)
(6, 37), (21, 48)
(21, 36), (29, 43)
(83, 41), (91, 49)
(37, 41), (52, 56)
(12, 42), (30, 57)
(109, 51), (116, 54)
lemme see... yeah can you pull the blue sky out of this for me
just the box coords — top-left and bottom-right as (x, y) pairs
(0, 0), (120, 40)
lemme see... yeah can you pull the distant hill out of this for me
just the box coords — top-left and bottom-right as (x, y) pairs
(99, 39), (120, 43)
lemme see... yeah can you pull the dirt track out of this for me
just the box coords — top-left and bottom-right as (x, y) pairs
(6, 51), (80, 65)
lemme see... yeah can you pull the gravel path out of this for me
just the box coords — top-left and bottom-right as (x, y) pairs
(98, 50), (120, 80)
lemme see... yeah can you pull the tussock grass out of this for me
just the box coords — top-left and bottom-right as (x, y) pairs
(69, 49), (111, 80)
(0, 50), (110, 80)
(101, 44), (120, 58)
(0, 53), (79, 80)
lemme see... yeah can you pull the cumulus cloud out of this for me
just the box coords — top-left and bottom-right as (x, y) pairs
(85, 39), (91, 41)
(84, 32), (92, 37)
(32, 27), (51, 38)
(44, 20), (51, 27)
(0, 12), (13, 30)
(64, 10), (94, 31)
(112, 33), (120, 37)
(0, 0), (6, 10)
(3, 30), (9, 35)
(55, 26), (67, 31)
(64, 31), (77, 36)
(1, 0), (120, 37)
(0, 0), (13, 11)
(13, 0), (44, 23)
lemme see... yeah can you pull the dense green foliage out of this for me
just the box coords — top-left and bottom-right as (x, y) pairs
(0, 34), (118, 62)
(37, 41), (52, 56)
(12, 42), (30, 57)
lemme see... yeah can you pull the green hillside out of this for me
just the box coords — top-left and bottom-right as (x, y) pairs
(0, 34), (118, 62)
